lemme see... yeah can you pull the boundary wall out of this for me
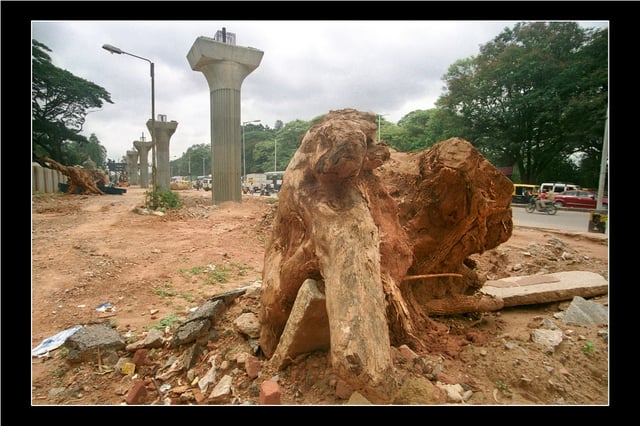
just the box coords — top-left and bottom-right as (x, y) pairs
(32, 162), (67, 194)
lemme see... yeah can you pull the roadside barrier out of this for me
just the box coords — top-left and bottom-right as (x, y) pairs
(32, 162), (67, 194)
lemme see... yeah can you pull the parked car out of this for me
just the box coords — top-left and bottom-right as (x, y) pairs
(202, 178), (212, 191)
(541, 190), (608, 209)
(538, 182), (581, 194)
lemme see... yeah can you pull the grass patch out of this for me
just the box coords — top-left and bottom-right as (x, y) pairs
(179, 293), (196, 303)
(152, 313), (181, 330)
(181, 262), (253, 285)
(495, 380), (511, 398)
(155, 282), (177, 298)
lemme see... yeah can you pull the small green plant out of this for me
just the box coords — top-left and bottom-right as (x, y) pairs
(145, 190), (183, 211)
(205, 267), (229, 284)
(190, 266), (207, 274)
(495, 380), (511, 397)
(152, 313), (180, 330)
(56, 346), (69, 359)
(179, 265), (210, 280)
(179, 293), (195, 303)
(178, 267), (191, 280)
(52, 364), (68, 378)
(125, 335), (138, 344)
(155, 282), (177, 298)
(582, 341), (595, 356)
(181, 262), (252, 285)
(228, 261), (250, 276)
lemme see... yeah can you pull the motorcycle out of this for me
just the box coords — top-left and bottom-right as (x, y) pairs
(525, 196), (557, 215)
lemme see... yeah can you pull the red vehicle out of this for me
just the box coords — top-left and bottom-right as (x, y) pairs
(541, 190), (608, 209)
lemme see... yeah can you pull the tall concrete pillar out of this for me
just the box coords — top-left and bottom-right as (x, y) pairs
(147, 119), (178, 192)
(126, 150), (139, 185)
(187, 34), (263, 204)
(133, 140), (152, 188)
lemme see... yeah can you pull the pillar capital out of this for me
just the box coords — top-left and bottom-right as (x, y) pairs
(147, 119), (178, 138)
(187, 37), (264, 90)
(133, 140), (152, 151)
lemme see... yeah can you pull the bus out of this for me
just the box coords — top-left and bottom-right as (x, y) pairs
(265, 171), (286, 191)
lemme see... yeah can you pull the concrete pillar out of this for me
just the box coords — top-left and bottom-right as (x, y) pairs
(33, 162), (45, 193)
(147, 119), (178, 192)
(133, 140), (152, 188)
(43, 167), (55, 193)
(126, 150), (139, 185)
(52, 168), (61, 191)
(187, 35), (263, 204)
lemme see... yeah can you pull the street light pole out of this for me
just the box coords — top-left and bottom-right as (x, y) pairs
(102, 44), (157, 192)
(242, 119), (261, 183)
(377, 113), (387, 143)
(274, 137), (277, 172)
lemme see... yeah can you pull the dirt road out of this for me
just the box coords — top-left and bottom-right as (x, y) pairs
(31, 187), (609, 405)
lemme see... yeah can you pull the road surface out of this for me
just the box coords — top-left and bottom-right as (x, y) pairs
(511, 204), (608, 236)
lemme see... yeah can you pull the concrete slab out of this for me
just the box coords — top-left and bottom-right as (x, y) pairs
(562, 295), (609, 326)
(481, 271), (608, 307)
(269, 279), (330, 370)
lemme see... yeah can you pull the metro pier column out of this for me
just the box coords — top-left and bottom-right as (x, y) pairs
(147, 118), (178, 192)
(133, 140), (152, 188)
(187, 34), (263, 204)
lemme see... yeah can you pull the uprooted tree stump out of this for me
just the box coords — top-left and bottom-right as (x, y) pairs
(258, 108), (513, 403)
(40, 156), (106, 195)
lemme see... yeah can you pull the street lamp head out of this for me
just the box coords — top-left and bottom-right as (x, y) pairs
(102, 44), (123, 54)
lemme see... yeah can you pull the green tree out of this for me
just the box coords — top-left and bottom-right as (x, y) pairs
(436, 22), (607, 184)
(389, 110), (435, 151)
(65, 133), (108, 168)
(176, 144), (210, 180)
(254, 119), (312, 172)
(32, 39), (113, 165)
(379, 121), (404, 150)
(422, 108), (469, 147)
(242, 123), (270, 175)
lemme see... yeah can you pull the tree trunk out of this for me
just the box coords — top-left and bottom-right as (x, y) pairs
(259, 109), (514, 401)
(40, 156), (105, 195)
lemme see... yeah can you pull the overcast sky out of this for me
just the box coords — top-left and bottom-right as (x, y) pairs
(31, 20), (608, 162)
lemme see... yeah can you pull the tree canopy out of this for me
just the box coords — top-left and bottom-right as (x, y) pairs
(435, 22), (608, 186)
(32, 39), (113, 166)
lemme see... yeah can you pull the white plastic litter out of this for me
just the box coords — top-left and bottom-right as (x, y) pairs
(95, 302), (115, 312)
(31, 325), (83, 357)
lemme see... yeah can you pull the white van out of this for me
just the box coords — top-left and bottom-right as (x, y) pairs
(202, 178), (212, 191)
(539, 182), (581, 194)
